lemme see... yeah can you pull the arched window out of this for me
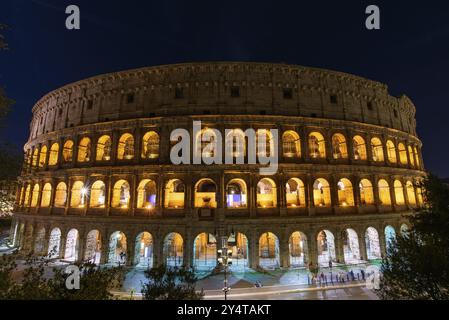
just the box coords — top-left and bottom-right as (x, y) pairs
(309, 132), (326, 159)
(24, 184), (31, 207)
(196, 128), (218, 159)
(371, 138), (384, 162)
(164, 179), (185, 209)
(111, 180), (131, 208)
(353, 136), (367, 160)
(32, 148), (39, 167)
(359, 179), (374, 205)
(225, 129), (246, 158)
(70, 181), (86, 208)
(282, 131), (301, 158)
(386, 140), (397, 163)
(256, 129), (275, 157)
(408, 146), (415, 167)
(40, 183), (52, 207)
(332, 133), (348, 159)
(55, 182), (67, 207)
(257, 178), (277, 208)
(286, 178), (305, 208)
(49, 143), (59, 166)
(63, 140), (74, 163)
(90, 181), (106, 208)
(378, 179), (391, 205)
(96, 135), (112, 161)
(141, 131), (160, 159)
(38, 146), (47, 167)
(313, 178), (331, 207)
(406, 181), (417, 207)
(30, 184), (40, 207)
(226, 179), (247, 208)
(398, 143), (408, 165)
(414, 147), (420, 168)
(117, 134), (134, 160)
(194, 179), (217, 208)
(394, 180), (405, 205)
(137, 179), (157, 209)
(337, 178), (354, 206)
(77, 137), (91, 163)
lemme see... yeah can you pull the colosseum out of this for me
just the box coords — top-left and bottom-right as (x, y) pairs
(10, 62), (425, 272)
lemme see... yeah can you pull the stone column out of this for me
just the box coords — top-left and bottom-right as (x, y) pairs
(357, 229), (367, 261)
(249, 229), (259, 269)
(279, 232), (290, 268)
(77, 230), (86, 263)
(183, 229), (193, 268)
(334, 230), (345, 264)
(126, 233), (136, 266)
(378, 228), (387, 258)
(153, 233), (163, 267)
(100, 228), (109, 264)
(306, 231), (318, 268)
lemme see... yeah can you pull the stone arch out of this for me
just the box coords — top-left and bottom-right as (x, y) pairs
(359, 179), (374, 205)
(371, 137), (384, 162)
(62, 140), (74, 162)
(342, 228), (361, 264)
(49, 143), (59, 166)
(408, 145), (416, 167)
(40, 183), (52, 207)
(90, 180), (106, 208)
(193, 232), (217, 271)
(227, 231), (249, 271)
(289, 231), (308, 267)
(226, 178), (247, 208)
(309, 132), (326, 159)
(257, 178), (277, 208)
(111, 180), (131, 208)
(196, 128), (219, 159)
(365, 227), (381, 260)
(96, 135), (112, 161)
(163, 232), (184, 267)
(353, 135), (367, 160)
(332, 133), (348, 159)
(32, 148), (39, 167)
(225, 129), (246, 158)
(414, 146), (421, 168)
(256, 129), (275, 157)
(108, 231), (127, 265)
(384, 225), (396, 252)
(313, 178), (331, 207)
(259, 232), (280, 269)
(64, 229), (79, 262)
(378, 179), (391, 205)
(394, 180), (405, 205)
(134, 232), (154, 268)
(34, 227), (46, 255)
(194, 178), (217, 208)
(337, 178), (354, 206)
(136, 179), (157, 209)
(24, 184), (31, 207)
(70, 181), (86, 208)
(117, 133), (135, 160)
(406, 181), (417, 207)
(84, 230), (102, 264)
(282, 130), (301, 158)
(48, 227), (62, 258)
(77, 137), (91, 163)
(398, 143), (408, 165)
(164, 179), (185, 208)
(30, 184), (40, 207)
(38, 145), (47, 167)
(386, 140), (397, 163)
(141, 131), (160, 159)
(286, 178), (306, 208)
(54, 182), (67, 207)
(317, 230), (336, 265)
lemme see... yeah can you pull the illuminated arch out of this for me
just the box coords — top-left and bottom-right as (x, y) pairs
(77, 137), (91, 163)
(289, 231), (308, 267)
(193, 233), (217, 270)
(332, 133), (348, 159)
(337, 178), (354, 206)
(111, 180), (131, 208)
(62, 140), (74, 162)
(378, 179), (391, 205)
(40, 183), (52, 207)
(70, 181), (86, 208)
(34, 228), (46, 255)
(24, 184), (31, 207)
(194, 179), (217, 208)
(406, 181), (417, 207)
(49, 143), (59, 166)
(309, 132), (326, 159)
(343, 229), (361, 264)
(394, 180), (405, 205)
(285, 178), (305, 208)
(259, 232), (280, 269)
(32, 148), (39, 167)
(163, 232), (184, 267)
(30, 184), (40, 207)
(257, 178), (277, 208)
(38, 146), (47, 167)
(96, 135), (112, 161)
(141, 131), (160, 159)
(84, 230), (102, 265)
(317, 230), (336, 265)
(89, 180), (106, 208)
(64, 229), (79, 262)
(385, 225), (396, 252)
(137, 179), (157, 209)
(54, 182), (67, 207)
(359, 179), (374, 205)
(134, 232), (154, 268)
(398, 143), (408, 165)
(196, 128), (218, 159)
(256, 129), (275, 157)
(117, 133), (135, 160)
(282, 131), (301, 158)
(371, 137), (384, 162)
(313, 178), (331, 207)
(108, 231), (127, 265)
(226, 179), (247, 208)
(225, 129), (246, 158)
(164, 179), (185, 209)
(353, 135), (367, 160)
(386, 140), (397, 163)
(365, 227), (381, 260)
(48, 228), (61, 258)
(414, 146), (420, 168)
(408, 146), (415, 167)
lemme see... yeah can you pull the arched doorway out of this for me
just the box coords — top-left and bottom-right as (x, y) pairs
(365, 227), (381, 260)
(48, 228), (61, 259)
(84, 230), (102, 264)
(163, 232), (184, 267)
(108, 231), (127, 265)
(134, 232), (154, 268)
(258, 232), (280, 269)
(64, 229), (79, 262)
(317, 230), (336, 266)
(193, 233), (217, 271)
(227, 232), (249, 271)
(34, 228), (46, 255)
(289, 231), (308, 267)
(343, 229), (361, 264)
(384, 226), (396, 252)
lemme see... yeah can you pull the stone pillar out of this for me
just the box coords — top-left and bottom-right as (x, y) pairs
(357, 230), (367, 261)
(279, 233), (290, 268)
(100, 229), (109, 264)
(183, 229), (193, 268)
(249, 229), (259, 269)
(126, 233), (135, 266)
(307, 174), (315, 216)
(389, 177), (397, 211)
(77, 230), (86, 263)
(306, 231), (318, 268)
(153, 233), (163, 267)
(249, 173), (257, 218)
(378, 228), (387, 258)
(334, 230), (345, 264)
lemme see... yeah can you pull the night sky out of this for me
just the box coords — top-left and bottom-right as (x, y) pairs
(0, 0), (448, 177)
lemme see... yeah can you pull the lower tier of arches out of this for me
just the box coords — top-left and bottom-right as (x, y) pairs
(10, 212), (410, 270)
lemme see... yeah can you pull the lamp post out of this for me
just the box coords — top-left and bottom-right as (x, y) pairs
(217, 247), (233, 300)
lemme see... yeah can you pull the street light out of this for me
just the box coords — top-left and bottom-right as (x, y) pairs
(217, 247), (233, 300)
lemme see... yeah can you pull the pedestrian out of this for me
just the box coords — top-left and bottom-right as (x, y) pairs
(328, 260), (333, 269)
(361, 269), (365, 280)
(350, 270), (355, 281)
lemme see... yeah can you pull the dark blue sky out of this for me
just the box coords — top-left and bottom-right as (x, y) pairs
(1, 0), (448, 177)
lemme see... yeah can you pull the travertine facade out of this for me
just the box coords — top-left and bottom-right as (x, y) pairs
(11, 62), (425, 270)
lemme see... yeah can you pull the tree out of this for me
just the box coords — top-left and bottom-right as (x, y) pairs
(377, 174), (449, 300)
(141, 265), (204, 300)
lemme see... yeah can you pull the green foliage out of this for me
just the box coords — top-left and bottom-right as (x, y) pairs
(0, 253), (125, 300)
(141, 265), (204, 300)
(377, 174), (449, 300)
